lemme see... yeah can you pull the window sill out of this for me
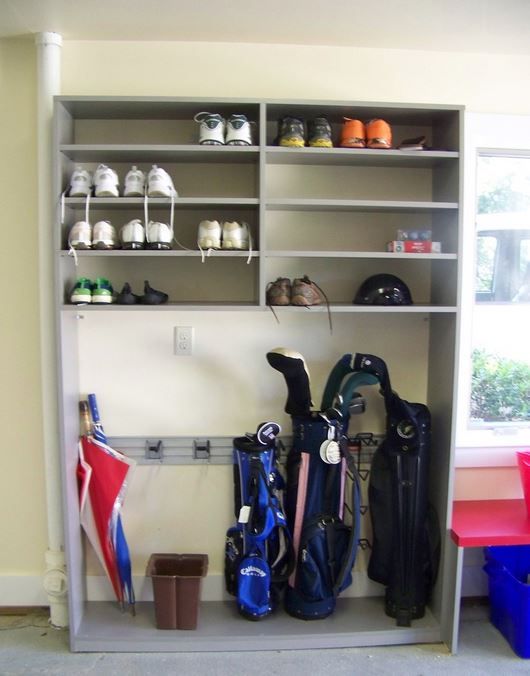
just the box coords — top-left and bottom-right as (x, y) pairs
(455, 445), (525, 468)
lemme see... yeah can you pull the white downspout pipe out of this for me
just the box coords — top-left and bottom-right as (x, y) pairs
(35, 31), (68, 628)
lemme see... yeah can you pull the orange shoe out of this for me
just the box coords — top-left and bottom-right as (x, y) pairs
(339, 118), (365, 148)
(366, 118), (392, 149)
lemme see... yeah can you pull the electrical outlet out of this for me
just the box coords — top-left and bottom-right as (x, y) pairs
(174, 326), (193, 356)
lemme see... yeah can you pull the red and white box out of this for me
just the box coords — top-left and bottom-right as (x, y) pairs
(387, 240), (441, 253)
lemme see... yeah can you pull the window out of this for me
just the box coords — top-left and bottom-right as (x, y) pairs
(457, 115), (530, 464)
(471, 157), (530, 428)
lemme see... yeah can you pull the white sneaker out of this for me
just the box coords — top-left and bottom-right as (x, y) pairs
(147, 165), (177, 197)
(222, 221), (250, 250)
(198, 220), (222, 249)
(120, 219), (145, 249)
(193, 112), (226, 146)
(94, 164), (119, 197)
(69, 166), (92, 197)
(92, 220), (117, 249)
(226, 115), (253, 146)
(124, 166), (146, 197)
(68, 221), (92, 249)
(146, 221), (172, 250)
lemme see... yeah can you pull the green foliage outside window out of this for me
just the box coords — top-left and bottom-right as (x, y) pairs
(471, 348), (530, 422)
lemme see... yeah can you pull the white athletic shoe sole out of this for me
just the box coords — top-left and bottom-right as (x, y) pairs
(198, 236), (221, 248)
(69, 181), (91, 197)
(95, 180), (119, 197)
(92, 295), (113, 304)
(71, 292), (92, 304)
(69, 240), (91, 249)
(148, 181), (176, 198)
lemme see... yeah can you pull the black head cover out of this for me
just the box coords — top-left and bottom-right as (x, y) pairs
(266, 348), (313, 417)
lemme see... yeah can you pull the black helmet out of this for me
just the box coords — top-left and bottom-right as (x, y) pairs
(353, 274), (413, 305)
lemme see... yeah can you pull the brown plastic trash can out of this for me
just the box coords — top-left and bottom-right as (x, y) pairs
(146, 553), (209, 630)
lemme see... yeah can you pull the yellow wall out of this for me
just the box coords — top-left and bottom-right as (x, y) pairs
(2, 35), (530, 598)
(62, 41), (530, 112)
(0, 38), (48, 576)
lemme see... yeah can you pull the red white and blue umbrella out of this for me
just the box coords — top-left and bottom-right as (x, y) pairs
(77, 395), (136, 612)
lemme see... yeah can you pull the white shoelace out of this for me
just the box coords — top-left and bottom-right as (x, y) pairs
(198, 243), (215, 263)
(63, 192), (91, 266)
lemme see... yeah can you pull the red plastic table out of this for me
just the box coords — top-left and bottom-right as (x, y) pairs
(448, 499), (530, 651)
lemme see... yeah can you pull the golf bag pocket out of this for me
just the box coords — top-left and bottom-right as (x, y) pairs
(287, 515), (353, 619)
(237, 553), (272, 619)
(225, 525), (244, 596)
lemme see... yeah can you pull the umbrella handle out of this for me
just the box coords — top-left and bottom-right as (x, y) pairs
(79, 400), (91, 437)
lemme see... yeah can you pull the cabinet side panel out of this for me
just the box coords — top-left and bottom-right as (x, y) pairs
(58, 313), (84, 637)
(427, 313), (457, 623)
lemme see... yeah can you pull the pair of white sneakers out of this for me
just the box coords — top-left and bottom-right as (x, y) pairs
(193, 113), (253, 146)
(120, 219), (172, 250)
(197, 220), (250, 250)
(68, 164), (177, 198)
(68, 220), (117, 250)
(68, 219), (173, 250)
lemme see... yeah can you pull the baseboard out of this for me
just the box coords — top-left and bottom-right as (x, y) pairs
(0, 577), (49, 606)
(0, 606), (48, 615)
(85, 571), (384, 602)
(0, 564), (487, 606)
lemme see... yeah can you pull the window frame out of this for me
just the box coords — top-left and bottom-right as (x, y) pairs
(455, 112), (530, 467)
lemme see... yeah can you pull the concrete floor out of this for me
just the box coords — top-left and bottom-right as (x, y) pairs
(0, 602), (528, 675)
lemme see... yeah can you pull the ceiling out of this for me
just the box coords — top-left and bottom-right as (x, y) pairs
(1, 0), (530, 55)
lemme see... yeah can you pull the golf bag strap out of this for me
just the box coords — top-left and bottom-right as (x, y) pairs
(331, 438), (362, 597)
(323, 462), (340, 515)
(247, 459), (296, 583)
(271, 523), (296, 584)
(246, 460), (278, 541)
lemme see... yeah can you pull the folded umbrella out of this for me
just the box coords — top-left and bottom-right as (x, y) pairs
(77, 396), (136, 612)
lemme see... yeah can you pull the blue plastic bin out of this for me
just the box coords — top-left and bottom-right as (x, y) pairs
(484, 545), (530, 658)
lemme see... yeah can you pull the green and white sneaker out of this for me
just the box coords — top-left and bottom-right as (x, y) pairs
(91, 277), (114, 304)
(71, 278), (93, 304)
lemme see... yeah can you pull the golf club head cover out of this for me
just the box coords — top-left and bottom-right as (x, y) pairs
(256, 421), (281, 446)
(266, 348), (313, 416)
(352, 353), (392, 405)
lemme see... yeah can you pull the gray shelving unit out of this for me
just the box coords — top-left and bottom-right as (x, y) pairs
(54, 96), (463, 651)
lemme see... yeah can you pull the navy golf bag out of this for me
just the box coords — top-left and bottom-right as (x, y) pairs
(284, 410), (362, 620)
(225, 432), (294, 620)
(351, 353), (440, 627)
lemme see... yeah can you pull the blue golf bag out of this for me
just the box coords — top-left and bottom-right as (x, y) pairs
(225, 432), (294, 620)
(284, 404), (364, 620)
